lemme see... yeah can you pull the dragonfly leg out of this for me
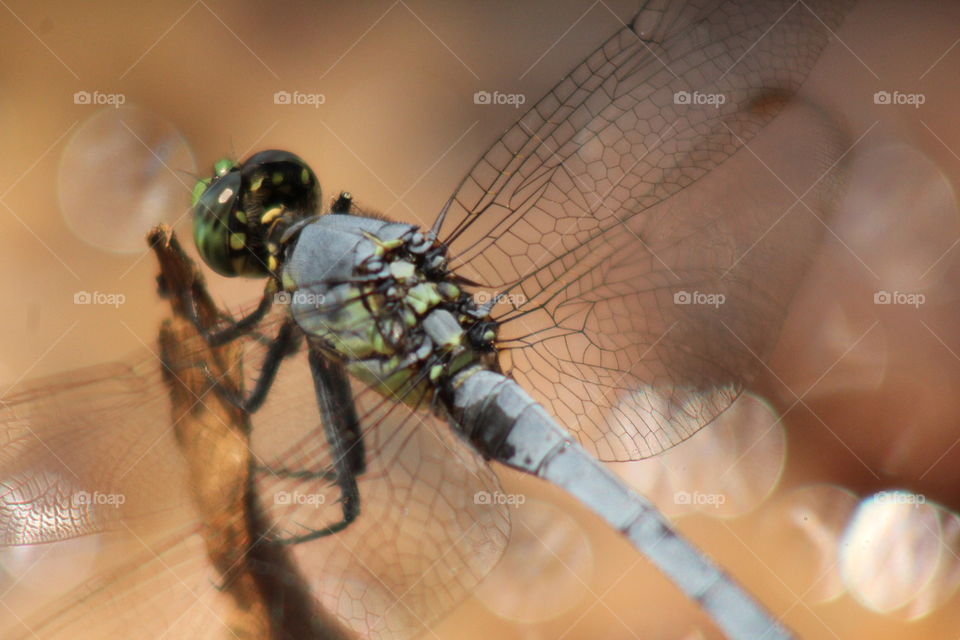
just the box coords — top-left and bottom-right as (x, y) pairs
(313, 352), (367, 477)
(199, 319), (299, 413)
(179, 278), (278, 347)
(270, 350), (365, 545)
(241, 320), (301, 413)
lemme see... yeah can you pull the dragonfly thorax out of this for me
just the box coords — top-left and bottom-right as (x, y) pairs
(282, 214), (498, 405)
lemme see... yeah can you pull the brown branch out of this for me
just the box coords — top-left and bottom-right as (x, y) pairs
(148, 225), (353, 640)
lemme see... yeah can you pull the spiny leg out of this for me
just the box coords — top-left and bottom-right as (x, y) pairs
(202, 318), (300, 413)
(270, 350), (365, 545)
(179, 278), (278, 347)
(253, 346), (365, 482)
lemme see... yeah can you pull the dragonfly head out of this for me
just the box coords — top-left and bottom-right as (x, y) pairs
(192, 150), (319, 278)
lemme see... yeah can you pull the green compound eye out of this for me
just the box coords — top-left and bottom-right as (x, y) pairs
(193, 168), (251, 277)
(190, 177), (210, 207)
(191, 157), (238, 208)
(213, 157), (237, 177)
(192, 151), (319, 278)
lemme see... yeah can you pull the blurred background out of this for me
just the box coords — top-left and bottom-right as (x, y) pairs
(1, 0), (960, 638)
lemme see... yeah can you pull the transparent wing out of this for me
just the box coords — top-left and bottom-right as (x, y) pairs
(438, 0), (854, 460)
(3, 532), (241, 639)
(0, 357), (193, 547)
(0, 329), (240, 638)
(244, 322), (510, 639)
(2, 308), (509, 640)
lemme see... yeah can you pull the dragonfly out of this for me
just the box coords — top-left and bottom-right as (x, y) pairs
(0, 1), (855, 638)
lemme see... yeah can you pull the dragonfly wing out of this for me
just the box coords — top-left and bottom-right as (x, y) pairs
(0, 357), (194, 546)
(0, 320), (259, 638)
(3, 532), (238, 639)
(438, 0), (854, 460)
(4, 308), (509, 639)
(247, 345), (511, 640)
